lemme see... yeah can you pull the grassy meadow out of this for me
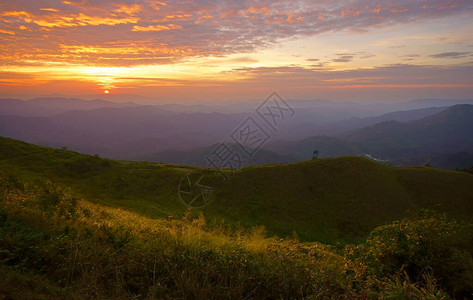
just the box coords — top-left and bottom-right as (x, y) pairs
(1, 137), (473, 298)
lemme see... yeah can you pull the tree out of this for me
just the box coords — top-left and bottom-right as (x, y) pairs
(312, 150), (319, 160)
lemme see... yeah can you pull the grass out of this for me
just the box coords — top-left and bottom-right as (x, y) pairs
(0, 175), (348, 298)
(0, 136), (472, 298)
(210, 157), (473, 243)
(1, 173), (469, 299)
(1, 136), (473, 244)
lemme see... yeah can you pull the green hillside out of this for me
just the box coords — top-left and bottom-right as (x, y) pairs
(0, 136), (192, 218)
(1, 136), (473, 298)
(1, 136), (473, 243)
(212, 157), (473, 243)
(1, 136), (472, 244)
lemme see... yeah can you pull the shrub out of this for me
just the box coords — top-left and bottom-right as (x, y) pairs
(375, 272), (450, 299)
(37, 182), (78, 219)
(347, 212), (473, 298)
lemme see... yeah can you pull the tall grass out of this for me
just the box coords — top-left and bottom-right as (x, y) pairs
(1, 174), (469, 299)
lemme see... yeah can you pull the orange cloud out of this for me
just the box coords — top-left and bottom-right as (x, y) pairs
(1, 10), (139, 29)
(390, 8), (408, 13)
(438, 3), (458, 10)
(245, 7), (271, 16)
(152, 14), (194, 22)
(0, 29), (15, 35)
(287, 14), (304, 23)
(1, 11), (34, 22)
(58, 42), (196, 58)
(341, 8), (360, 17)
(132, 24), (182, 32)
(372, 5), (381, 14)
(113, 4), (142, 15)
(219, 10), (241, 19)
(40, 8), (60, 12)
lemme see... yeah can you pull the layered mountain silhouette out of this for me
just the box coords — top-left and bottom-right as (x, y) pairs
(1, 98), (472, 169)
(0, 97), (136, 116)
(339, 104), (473, 166)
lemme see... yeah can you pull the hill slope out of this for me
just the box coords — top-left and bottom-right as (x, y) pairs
(212, 157), (473, 242)
(3, 170), (470, 298)
(1, 136), (472, 243)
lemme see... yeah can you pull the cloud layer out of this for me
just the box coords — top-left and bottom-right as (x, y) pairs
(1, 0), (472, 66)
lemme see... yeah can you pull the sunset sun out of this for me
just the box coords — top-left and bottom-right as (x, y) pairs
(104, 90), (110, 94)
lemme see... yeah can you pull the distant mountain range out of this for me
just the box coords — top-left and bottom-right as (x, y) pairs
(0, 97), (137, 116)
(1, 97), (472, 170)
(0, 105), (247, 156)
(341, 104), (473, 163)
(2, 96), (472, 116)
(266, 104), (473, 169)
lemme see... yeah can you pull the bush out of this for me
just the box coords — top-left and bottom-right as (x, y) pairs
(347, 212), (473, 298)
(375, 272), (450, 299)
(37, 182), (78, 219)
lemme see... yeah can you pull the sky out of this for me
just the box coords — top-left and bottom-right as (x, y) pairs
(0, 0), (472, 103)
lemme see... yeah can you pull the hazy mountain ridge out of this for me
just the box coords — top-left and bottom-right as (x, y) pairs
(1, 97), (472, 169)
(0, 106), (248, 156)
(0, 97), (137, 117)
(342, 104), (473, 154)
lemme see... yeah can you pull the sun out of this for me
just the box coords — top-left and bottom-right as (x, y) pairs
(104, 90), (110, 94)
